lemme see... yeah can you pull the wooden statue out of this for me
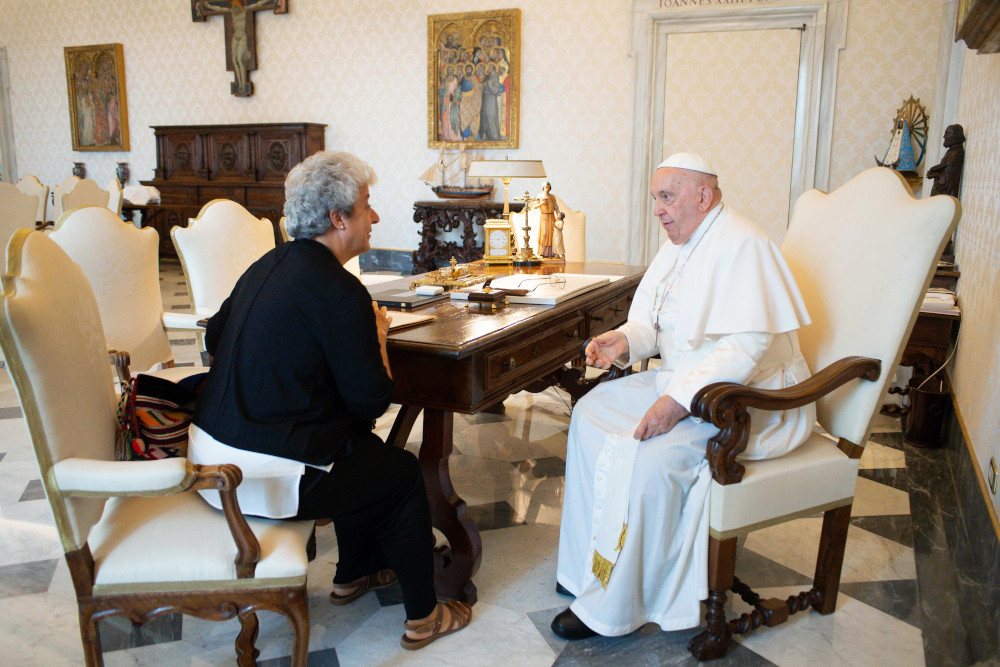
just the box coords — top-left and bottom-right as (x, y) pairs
(926, 124), (965, 198)
(534, 182), (561, 258)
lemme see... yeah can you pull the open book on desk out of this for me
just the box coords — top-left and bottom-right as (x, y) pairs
(450, 273), (616, 305)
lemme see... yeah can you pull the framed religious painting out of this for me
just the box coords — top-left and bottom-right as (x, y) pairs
(427, 9), (520, 149)
(64, 43), (130, 151)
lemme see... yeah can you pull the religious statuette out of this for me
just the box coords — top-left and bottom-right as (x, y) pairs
(926, 124), (965, 199)
(875, 96), (928, 188)
(191, 0), (288, 97)
(533, 181), (565, 264)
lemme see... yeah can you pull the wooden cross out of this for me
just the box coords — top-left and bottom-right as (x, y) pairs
(191, 0), (288, 97)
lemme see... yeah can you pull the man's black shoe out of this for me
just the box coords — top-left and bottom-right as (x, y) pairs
(555, 582), (573, 597)
(551, 607), (597, 640)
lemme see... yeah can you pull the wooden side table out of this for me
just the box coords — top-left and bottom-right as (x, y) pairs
(412, 200), (524, 274)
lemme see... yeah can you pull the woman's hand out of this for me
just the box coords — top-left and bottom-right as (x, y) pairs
(373, 301), (392, 343)
(585, 331), (629, 370)
(373, 302), (393, 379)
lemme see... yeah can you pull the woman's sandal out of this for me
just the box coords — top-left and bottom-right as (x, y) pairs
(399, 600), (473, 650)
(328, 568), (397, 605)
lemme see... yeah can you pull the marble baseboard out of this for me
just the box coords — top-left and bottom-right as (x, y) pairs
(359, 248), (413, 274)
(906, 412), (1000, 665)
(942, 410), (1000, 658)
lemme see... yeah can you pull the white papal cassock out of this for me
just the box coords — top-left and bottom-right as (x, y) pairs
(557, 203), (816, 636)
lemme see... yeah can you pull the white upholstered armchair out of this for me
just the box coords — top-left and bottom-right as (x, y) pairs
(685, 168), (959, 659)
(49, 206), (206, 383)
(0, 230), (313, 667)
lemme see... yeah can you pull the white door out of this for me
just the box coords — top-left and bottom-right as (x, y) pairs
(661, 28), (801, 246)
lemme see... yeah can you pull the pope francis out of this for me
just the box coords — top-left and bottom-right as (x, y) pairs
(552, 153), (816, 639)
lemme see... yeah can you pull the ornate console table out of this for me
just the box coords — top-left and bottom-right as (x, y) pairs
(412, 200), (524, 274)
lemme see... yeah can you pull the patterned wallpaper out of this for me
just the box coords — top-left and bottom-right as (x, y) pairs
(0, 0), (633, 259)
(0, 0), (950, 260)
(952, 51), (1000, 517)
(662, 28), (799, 244)
(828, 0), (944, 190)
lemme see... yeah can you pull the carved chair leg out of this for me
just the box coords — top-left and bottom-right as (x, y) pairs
(286, 588), (310, 667)
(77, 603), (104, 667)
(235, 609), (260, 667)
(688, 535), (737, 661)
(812, 503), (853, 615)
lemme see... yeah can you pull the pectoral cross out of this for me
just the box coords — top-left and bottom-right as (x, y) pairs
(191, 0), (288, 97)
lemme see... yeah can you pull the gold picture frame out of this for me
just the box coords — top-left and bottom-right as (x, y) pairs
(64, 43), (129, 152)
(427, 9), (520, 149)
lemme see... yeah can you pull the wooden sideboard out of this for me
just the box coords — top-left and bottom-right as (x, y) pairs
(140, 122), (325, 253)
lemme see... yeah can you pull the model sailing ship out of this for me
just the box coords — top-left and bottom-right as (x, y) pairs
(420, 146), (494, 199)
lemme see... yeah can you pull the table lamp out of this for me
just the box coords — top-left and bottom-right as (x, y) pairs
(467, 158), (546, 266)
(466, 158), (546, 218)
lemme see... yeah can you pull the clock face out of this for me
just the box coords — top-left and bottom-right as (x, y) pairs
(488, 229), (508, 255)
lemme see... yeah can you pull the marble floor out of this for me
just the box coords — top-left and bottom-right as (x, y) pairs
(0, 258), (996, 666)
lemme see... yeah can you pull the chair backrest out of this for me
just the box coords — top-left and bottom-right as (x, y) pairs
(59, 178), (113, 225)
(171, 199), (275, 316)
(0, 182), (40, 252)
(15, 175), (48, 223)
(50, 206), (172, 373)
(511, 192), (586, 262)
(105, 177), (123, 215)
(0, 230), (117, 552)
(781, 167), (958, 446)
(52, 176), (80, 221)
(279, 215), (361, 276)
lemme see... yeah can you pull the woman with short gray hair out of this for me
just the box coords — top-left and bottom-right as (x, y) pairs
(191, 150), (472, 650)
(283, 151), (377, 240)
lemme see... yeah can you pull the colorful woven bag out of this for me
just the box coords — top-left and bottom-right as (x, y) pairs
(115, 373), (204, 460)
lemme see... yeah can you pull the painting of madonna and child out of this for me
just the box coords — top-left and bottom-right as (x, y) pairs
(428, 9), (520, 149)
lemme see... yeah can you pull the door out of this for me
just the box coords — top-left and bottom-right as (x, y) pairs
(661, 28), (801, 245)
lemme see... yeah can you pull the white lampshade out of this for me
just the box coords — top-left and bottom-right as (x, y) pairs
(467, 159), (546, 179)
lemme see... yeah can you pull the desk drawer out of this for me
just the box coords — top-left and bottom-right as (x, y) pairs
(588, 292), (632, 336)
(486, 313), (584, 389)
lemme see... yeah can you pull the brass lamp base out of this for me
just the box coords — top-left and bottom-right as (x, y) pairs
(512, 254), (542, 267)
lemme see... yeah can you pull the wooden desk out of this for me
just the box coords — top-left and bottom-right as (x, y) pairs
(374, 261), (645, 603)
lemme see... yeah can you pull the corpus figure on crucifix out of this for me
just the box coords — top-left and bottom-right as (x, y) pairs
(192, 0), (288, 97)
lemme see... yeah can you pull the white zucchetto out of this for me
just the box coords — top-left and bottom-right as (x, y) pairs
(656, 152), (717, 176)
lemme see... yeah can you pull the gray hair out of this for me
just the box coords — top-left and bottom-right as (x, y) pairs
(283, 151), (377, 239)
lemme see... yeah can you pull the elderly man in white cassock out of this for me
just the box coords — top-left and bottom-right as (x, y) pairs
(551, 152), (816, 640)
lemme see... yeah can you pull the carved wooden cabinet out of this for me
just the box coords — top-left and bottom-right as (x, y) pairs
(141, 123), (325, 252)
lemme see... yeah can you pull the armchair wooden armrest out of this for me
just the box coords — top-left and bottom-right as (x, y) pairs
(691, 356), (881, 485)
(54, 458), (261, 578)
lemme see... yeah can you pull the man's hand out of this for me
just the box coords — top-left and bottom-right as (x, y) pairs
(585, 331), (629, 370)
(634, 394), (689, 441)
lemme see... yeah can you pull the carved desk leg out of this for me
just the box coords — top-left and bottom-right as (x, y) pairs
(419, 409), (482, 604)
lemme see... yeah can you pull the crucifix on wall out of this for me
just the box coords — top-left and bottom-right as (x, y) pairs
(191, 0), (287, 97)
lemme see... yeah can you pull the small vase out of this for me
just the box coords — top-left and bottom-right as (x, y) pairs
(116, 162), (130, 185)
(72, 162), (86, 179)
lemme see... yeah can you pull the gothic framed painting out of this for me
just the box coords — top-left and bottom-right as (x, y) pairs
(64, 43), (130, 151)
(427, 9), (520, 149)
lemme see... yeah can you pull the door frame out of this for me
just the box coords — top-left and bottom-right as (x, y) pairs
(627, 0), (849, 264)
(0, 47), (17, 183)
